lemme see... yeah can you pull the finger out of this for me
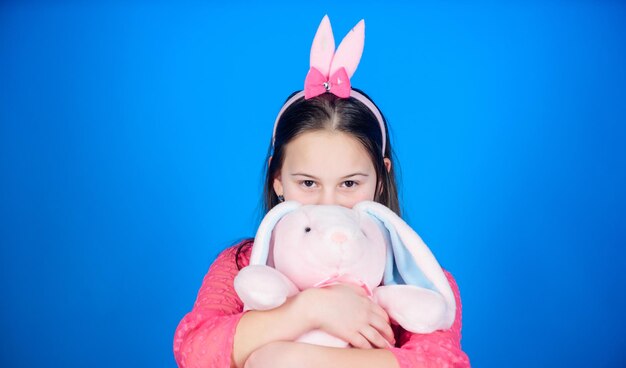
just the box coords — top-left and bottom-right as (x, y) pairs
(369, 303), (395, 344)
(359, 325), (391, 349)
(370, 302), (390, 324)
(370, 313), (396, 346)
(348, 332), (374, 349)
(340, 283), (368, 296)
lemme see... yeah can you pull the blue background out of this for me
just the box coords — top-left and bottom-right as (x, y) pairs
(1, 1), (625, 367)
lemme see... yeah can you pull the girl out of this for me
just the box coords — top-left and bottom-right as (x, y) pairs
(173, 16), (470, 368)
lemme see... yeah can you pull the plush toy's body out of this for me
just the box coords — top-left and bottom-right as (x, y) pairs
(234, 201), (455, 348)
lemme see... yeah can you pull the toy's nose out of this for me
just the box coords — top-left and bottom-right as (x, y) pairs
(331, 232), (348, 244)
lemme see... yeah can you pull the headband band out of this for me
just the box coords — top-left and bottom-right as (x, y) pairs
(271, 90), (387, 154)
(271, 15), (387, 156)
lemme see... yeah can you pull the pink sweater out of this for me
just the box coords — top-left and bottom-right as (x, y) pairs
(173, 241), (470, 368)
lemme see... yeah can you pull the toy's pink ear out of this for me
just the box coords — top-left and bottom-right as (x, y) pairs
(310, 15), (335, 78)
(329, 19), (365, 79)
(250, 201), (302, 266)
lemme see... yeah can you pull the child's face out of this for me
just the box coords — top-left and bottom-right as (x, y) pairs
(273, 130), (388, 209)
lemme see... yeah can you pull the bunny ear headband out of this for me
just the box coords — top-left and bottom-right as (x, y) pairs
(250, 201), (456, 332)
(272, 15), (387, 155)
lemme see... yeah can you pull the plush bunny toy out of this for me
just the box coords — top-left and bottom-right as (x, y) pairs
(233, 201), (456, 348)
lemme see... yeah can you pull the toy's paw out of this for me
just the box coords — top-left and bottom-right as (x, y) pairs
(374, 285), (448, 333)
(234, 265), (299, 310)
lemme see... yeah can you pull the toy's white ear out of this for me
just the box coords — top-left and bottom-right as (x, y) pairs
(354, 201), (456, 328)
(250, 201), (302, 266)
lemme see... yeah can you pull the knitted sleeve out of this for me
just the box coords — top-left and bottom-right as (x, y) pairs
(173, 243), (251, 368)
(389, 270), (471, 368)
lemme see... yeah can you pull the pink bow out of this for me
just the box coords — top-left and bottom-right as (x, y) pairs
(304, 67), (351, 99)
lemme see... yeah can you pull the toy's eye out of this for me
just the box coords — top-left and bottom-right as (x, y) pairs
(305, 227), (311, 233)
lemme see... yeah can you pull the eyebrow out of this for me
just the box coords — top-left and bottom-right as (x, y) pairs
(290, 172), (370, 180)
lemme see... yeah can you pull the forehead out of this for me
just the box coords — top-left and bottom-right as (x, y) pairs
(282, 130), (374, 174)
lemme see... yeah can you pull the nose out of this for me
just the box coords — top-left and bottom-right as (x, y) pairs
(331, 231), (348, 244)
(319, 189), (337, 205)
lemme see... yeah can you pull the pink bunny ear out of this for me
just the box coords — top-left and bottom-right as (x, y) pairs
(310, 15), (335, 78)
(329, 19), (365, 78)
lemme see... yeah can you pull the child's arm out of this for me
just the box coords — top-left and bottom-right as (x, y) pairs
(231, 290), (318, 367)
(387, 270), (470, 367)
(173, 244), (316, 368)
(173, 245), (247, 368)
(244, 341), (400, 368)
(242, 270), (470, 368)
(234, 283), (396, 367)
(173, 244), (395, 368)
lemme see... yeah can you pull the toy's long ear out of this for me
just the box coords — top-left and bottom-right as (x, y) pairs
(354, 201), (456, 328)
(250, 201), (302, 266)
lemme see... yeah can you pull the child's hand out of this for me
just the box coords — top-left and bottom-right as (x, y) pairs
(299, 284), (396, 349)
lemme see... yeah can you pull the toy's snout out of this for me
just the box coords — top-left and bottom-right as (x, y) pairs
(330, 231), (349, 244)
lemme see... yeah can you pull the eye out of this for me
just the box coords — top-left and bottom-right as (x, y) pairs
(305, 227), (311, 233)
(302, 180), (316, 188)
(342, 180), (357, 188)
